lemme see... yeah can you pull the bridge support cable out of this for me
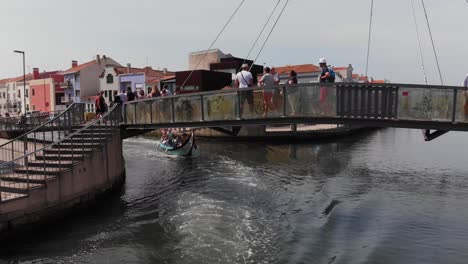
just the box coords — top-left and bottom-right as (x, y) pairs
(410, 0), (428, 85)
(180, 0), (247, 89)
(365, 0), (374, 78)
(421, 0), (444, 85)
(241, 0), (282, 70)
(249, 0), (290, 71)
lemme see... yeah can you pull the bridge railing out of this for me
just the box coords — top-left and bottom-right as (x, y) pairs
(0, 103), (85, 164)
(0, 104), (121, 202)
(123, 83), (468, 127)
(0, 110), (68, 132)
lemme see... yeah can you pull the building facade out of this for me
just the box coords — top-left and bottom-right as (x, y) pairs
(62, 55), (120, 104)
(29, 69), (65, 112)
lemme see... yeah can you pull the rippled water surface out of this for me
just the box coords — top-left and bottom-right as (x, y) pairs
(2, 128), (468, 263)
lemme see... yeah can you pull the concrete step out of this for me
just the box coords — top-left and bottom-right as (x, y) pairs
(14, 167), (68, 176)
(71, 133), (113, 139)
(26, 160), (75, 169)
(51, 143), (102, 149)
(0, 179), (44, 194)
(35, 154), (85, 162)
(1, 173), (55, 184)
(62, 138), (108, 144)
(1, 191), (28, 202)
(44, 148), (94, 155)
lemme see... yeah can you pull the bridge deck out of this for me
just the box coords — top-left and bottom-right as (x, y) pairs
(121, 83), (468, 132)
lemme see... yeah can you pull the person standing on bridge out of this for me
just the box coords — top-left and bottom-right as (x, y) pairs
(127, 87), (136, 102)
(259, 67), (275, 117)
(318, 58), (335, 115)
(235, 63), (254, 117)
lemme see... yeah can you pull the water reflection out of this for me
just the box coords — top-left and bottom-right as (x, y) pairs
(2, 129), (468, 263)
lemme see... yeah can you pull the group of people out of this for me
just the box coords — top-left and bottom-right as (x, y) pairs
(94, 85), (173, 116)
(235, 58), (335, 117)
(161, 129), (189, 148)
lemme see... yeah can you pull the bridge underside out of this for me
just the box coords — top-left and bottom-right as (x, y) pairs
(121, 117), (468, 141)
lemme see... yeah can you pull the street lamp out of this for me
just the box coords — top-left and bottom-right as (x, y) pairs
(13, 50), (26, 114)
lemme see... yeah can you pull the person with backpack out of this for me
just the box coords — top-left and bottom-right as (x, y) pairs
(318, 58), (334, 115)
(319, 58), (335, 83)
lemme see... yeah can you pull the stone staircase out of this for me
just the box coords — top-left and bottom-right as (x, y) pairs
(0, 105), (121, 204)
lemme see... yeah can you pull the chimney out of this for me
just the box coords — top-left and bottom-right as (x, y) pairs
(127, 63), (131, 73)
(96, 55), (101, 64)
(163, 68), (168, 75)
(33, 68), (40, 80)
(72, 60), (78, 68)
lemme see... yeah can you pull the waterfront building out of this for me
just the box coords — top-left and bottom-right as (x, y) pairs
(99, 63), (174, 103)
(0, 78), (10, 115)
(175, 70), (232, 94)
(274, 64), (322, 84)
(189, 49), (264, 85)
(29, 68), (66, 112)
(332, 65), (354, 82)
(61, 55), (120, 104)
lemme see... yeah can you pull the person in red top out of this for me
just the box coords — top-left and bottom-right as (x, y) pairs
(95, 91), (107, 117)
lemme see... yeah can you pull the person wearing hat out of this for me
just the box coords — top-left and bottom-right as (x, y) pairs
(319, 58), (335, 83)
(235, 63), (254, 116)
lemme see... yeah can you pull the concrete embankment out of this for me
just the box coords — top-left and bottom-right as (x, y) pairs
(0, 135), (126, 238)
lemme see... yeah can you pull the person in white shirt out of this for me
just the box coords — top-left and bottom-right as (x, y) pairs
(235, 64), (254, 116)
(259, 67), (276, 116)
(464, 74), (468, 88)
(271, 67), (280, 85)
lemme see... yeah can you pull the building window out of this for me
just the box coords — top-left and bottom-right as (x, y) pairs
(106, 74), (114, 84)
(18, 90), (21, 97)
(108, 91), (113, 102)
(32, 105), (36, 110)
(2, 92), (5, 98)
(104, 90), (108, 98)
(25, 89), (29, 97)
(32, 89), (35, 96)
(75, 90), (80, 97)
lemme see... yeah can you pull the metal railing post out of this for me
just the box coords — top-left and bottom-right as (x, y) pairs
(133, 103), (137, 125)
(452, 88), (458, 123)
(171, 98), (176, 123)
(282, 86), (287, 117)
(200, 95), (205, 121)
(237, 90), (242, 119)
(149, 101), (153, 124)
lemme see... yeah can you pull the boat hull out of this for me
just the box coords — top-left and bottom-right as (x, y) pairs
(157, 133), (195, 156)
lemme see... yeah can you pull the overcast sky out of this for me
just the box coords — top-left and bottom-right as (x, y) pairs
(0, 0), (467, 85)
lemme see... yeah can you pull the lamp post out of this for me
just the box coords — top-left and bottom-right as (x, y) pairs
(13, 50), (26, 114)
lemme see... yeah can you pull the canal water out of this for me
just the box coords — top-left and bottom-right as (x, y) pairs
(2, 128), (468, 264)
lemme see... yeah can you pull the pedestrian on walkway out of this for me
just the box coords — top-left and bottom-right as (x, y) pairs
(95, 91), (107, 117)
(318, 58), (334, 115)
(127, 87), (136, 102)
(259, 67), (276, 117)
(286, 70), (299, 116)
(235, 63), (254, 117)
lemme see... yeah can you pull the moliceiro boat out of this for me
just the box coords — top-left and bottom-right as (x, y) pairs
(158, 131), (196, 156)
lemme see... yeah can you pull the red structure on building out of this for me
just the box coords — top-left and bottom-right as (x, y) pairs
(29, 68), (65, 112)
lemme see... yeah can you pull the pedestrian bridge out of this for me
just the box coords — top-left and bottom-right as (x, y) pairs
(121, 83), (468, 140)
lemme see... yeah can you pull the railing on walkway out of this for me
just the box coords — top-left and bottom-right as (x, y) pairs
(0, 110), (69, 132)
(122, 83), (468, 129)
(0, 103), (85, 164)
(0, 104), (121, 202)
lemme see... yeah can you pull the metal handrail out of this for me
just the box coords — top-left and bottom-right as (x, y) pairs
(124, 82), (468, 106)
(0, 104), (121, 202)
(0, 104), (120, 168)
(0, 103), (85, 165)
(0, 103), (81, 149)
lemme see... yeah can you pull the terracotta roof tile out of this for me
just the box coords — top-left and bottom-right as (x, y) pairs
(274, 64), (321, 75)
(370, 79), (386, 84)
(62, 60), (97, 74)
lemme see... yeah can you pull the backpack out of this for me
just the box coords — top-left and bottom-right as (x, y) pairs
(328, 67), (336, 82)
